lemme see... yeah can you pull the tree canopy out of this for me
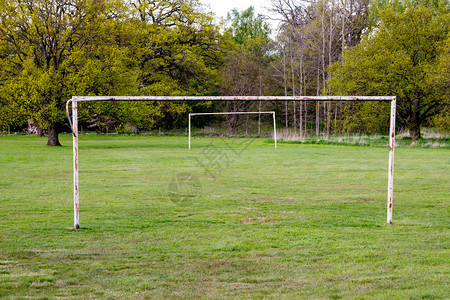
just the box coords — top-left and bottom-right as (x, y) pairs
(0, 0), (138, 145)
(0, 0), (229, 144)
(226, 6), (271, 45)
(327, 4), (450, 139)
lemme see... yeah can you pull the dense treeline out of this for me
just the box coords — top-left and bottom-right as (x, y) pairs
(0, 0), (448, 144)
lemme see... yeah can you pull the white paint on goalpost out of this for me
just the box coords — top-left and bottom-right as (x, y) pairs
(188, 111), (277, 150)
(387, 98), (396, 224)
(72, 101), (79, 229)
(66, 96), (396, 229)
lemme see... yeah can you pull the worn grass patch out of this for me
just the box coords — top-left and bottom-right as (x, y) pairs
(0, 134), (448, 298)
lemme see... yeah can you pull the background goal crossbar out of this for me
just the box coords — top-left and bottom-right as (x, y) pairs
(188, 111), (277, 150)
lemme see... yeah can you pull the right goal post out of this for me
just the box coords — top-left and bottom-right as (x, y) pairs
(188, 111), (277, 150)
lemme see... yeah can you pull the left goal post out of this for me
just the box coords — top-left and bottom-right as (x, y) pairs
(188, 111), (277, 150)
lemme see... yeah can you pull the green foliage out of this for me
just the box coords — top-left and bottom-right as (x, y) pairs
(0, 0), (230, 140)
(219, 7), (276, 128)
(369, 0), (450, 29)
(226, 6), (271, 45)
(431, 112), (450, 133)
(221, 7), (275, 94)
(327, 4), (450, 139)
(90, 0), (227, 131)
(337, 102), (391, 134)
(0, 0), (139, 144)
(132, 0), (225, 96)
(0, 93), (26, 130)
(1, 0), (447, 139)
(428, 36), (450, 133)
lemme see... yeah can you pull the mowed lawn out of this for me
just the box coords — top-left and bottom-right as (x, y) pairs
(0, 135), (448, 298)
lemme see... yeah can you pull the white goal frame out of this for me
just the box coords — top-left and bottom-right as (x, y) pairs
(188, 111), (277, 150)
(66, 96), (396, 229)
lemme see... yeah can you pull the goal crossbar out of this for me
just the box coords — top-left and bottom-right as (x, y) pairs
(188, 111), (277, 150)
(68, 95), (394, 102)
(66, 96), (396, 229)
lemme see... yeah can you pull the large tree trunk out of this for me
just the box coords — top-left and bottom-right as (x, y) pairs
(47, 124), (61, 146)
(409, 124), (421, 140)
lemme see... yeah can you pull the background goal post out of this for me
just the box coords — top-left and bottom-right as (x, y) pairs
(66, 96), (396, 229)
(188, 111), (277, 150)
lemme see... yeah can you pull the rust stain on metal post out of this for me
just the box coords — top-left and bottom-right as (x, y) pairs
(188, 114), (191, 151)
(73, 101), (79, 229)
(387, 97), (396, 224)
(273, 112), (277, 149)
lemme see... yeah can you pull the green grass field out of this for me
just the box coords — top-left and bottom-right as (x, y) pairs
(0, 135), (448, 298)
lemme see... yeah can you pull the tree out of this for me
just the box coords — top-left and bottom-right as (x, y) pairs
(0, 0), (227, 140)
(220, 6), (273, 97)
(270, 0), (370, 135)
(0, 0), (137, 145)
(226, 6), (271, 45)
(220, 7), (274, 131)
(368, 0), (450, 29)
(428, 36), (450, 133)
(127, 0), (226, 130)
(132, 0), (225, 96)
(327, 5), (450, 139)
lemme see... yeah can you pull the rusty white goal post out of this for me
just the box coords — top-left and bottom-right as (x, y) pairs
(66, 96), (396, 229)
(188, 111), (277, 150)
